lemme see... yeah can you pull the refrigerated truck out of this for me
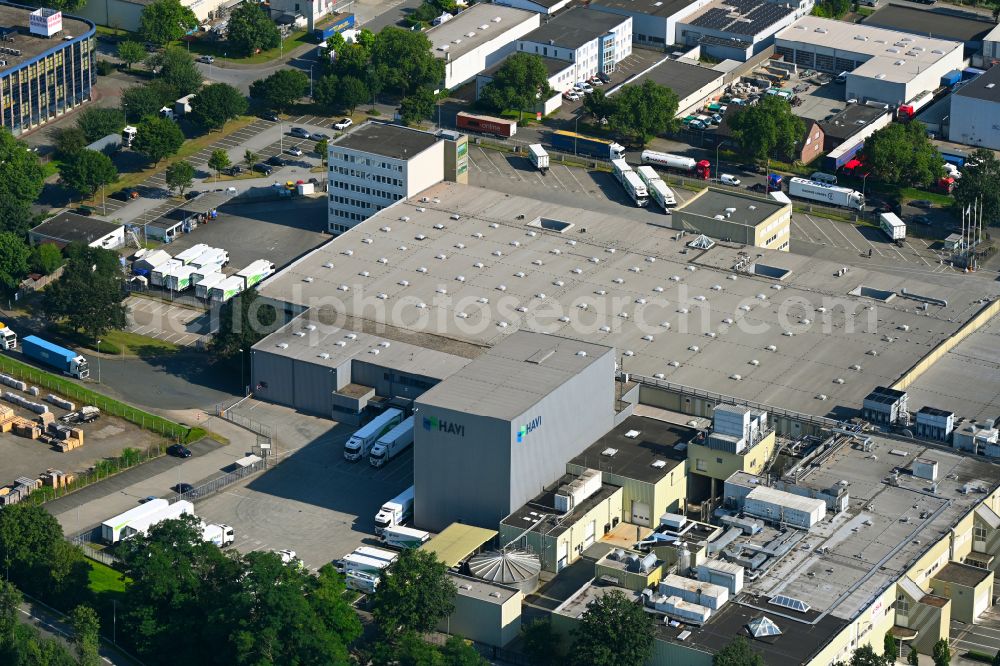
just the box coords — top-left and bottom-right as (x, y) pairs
(189, 247), (229, 269)
(196, 272), (226, 299)
(337, 553), (392, 575)
(879, 212), (906, 242)
(375, 485), (414, 535)
(455, 111), (517, 138)
(381, 525), (431, 549)
(344, 408), (403, 461)
(611, 159), (649, 207)
(202, 522), (235, 547)
(102, 499), (169, 543)
(21, 336), (89, 379)
(151, 260), (182, 287)
(191, 266), (223, 286)
(354, 546), (398, 565)
(528, 144), (549, 173)
(163, 265), (198, 292)
(636, 165), (676, 211)
(788, 177), (865, 211)
(122, 500), (194, 539)
(640, 150), (711, 180)
(369, 416), (414, 468)
(209, 275), (245, 303)
(550, 130), (624, 160)
(173, 243), (211, 265)
(345, 569), (379, 593)
(235, 260), (275, 289)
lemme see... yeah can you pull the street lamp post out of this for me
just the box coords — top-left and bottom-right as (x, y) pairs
(715, 142), (722, 181)
(96, 340), (102, 384)
(309, 65), (314, 98)
(239, 348), (245, 396)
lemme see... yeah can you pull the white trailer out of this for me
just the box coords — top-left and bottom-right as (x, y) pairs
(202, 522), (235, 547)
(195, 272), (226, 299)
(235, 260), (275, 289)
(337, 553), (392, 575)
(382, 525), (431, 549)
(879, 212), (906, 242)
(369, 416), (414, 468)
(788, 178), (865, 210)
(101, 498), (169, 543)
(636, 165), (675, 211)
(528, 144), (549, 173)
(354, 546), (398, 565)
(209, 275), (245, 302)
(121, 500), (194, 540)
(190, 247), (229, 269)
(163, 265), (198, 292)
(173, 243), (211, 265)
(375, 485), (414, 535)
(191, 266), (223, 286)
(151, 260), (182, 287)
(344, 408), (403, 461)
(611, 159), (649, 207)
(345, 569), (380, 593)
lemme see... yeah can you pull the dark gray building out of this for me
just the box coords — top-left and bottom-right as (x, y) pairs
(414, 331), (617, 531)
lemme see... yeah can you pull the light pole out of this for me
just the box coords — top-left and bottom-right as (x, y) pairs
(574, 115), (579, 156)
(96, 340), (102, 384)
(309, 64), (314, 98)
(715, 142), (722, 181)
(239, 348), (245, 396)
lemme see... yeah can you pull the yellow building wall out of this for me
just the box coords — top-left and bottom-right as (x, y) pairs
(565, 462), (688, 528)
(753, 206), (791, 252)
(438, 587), (524, 647)
(930, 570), (994, 624)
(688, 432), (777, 484)
(808, 585), (898, 666)
(909, 596), (951, 655)
(594, 561), (665, 592)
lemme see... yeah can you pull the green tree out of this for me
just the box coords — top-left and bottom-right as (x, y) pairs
(76, 107), (126, 143)
(371, 27), (444, 96)
(850, 644), (885, 666)
(312, 74), (340, 110)
(571, 589), (654, 666)
(249, 69), (308, 112)
(992, 648), (1000, 666)
(208, 149), (231, 180)
(713, 637), (765, 666)
(314, 138), (328, 165)
(932, 638), (950, 666)
(0, 130), (45, 237)
(441, 635), (486, 665)
(609, 79), (680, 146)
(582, 88), (616, 123)
(337, 75), (369, 114)
(30, 243), (63, 275)
(118, 40), (146, 70)
(189, 83), (248, 130)
(730, 95), (805, 164)
(885, 632), (899, 664)
(522, 618), (562, 666)
(953, 148), (1000, 227)
(4, 623), (77, 664)
(59, 149), (118, 198)
(209, 288), (278, 359)
(908, 647), (919, 665)
(52, 126), (87, 158)
(121, 80), (179, 122)
(69, 605), (101, 666)
(150, 46), (202, 96)
(140, 0), (197, 46)
(0, 504), (89, 606)
(226, 2), (280, 56)
(478, 52), (552, 119)
(165, 160), (195, 195)
(0, 233), (29, 293)
(813, 0), (851, 17)
(42, 246), (127, 337)
(399, 87), (436, 127)
(243, 149), (258, 170)
(372, 548), (455, 636)
(133, 115), (185, 164)
(859, 121), (942, 187)
(0, 579), (21, 644)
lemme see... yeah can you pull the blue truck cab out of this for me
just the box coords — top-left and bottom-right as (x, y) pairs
(21, 336), (89, 379)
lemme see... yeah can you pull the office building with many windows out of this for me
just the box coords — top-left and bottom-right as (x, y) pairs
(0, 4), (95, 135)
(516, 7), (631, 84)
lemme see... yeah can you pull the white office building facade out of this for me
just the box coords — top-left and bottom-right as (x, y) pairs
(516, 8), (632, 84)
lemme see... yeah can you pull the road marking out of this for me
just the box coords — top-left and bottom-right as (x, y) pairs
(790, 217), (817, 244)
(477, 148), (503, 175)
(904, 240), (932, 267)
(563, 165), (593, 196)
(547, 166), (567, 189)
(827, 219), (861, 253)
(803, 214), (837, 246)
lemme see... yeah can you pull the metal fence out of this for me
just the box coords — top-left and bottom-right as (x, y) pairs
(176, 457), (268, 502)
(216, 404), (273, 439)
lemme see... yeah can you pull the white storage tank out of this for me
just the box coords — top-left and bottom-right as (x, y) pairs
(467, 549), (541, 594)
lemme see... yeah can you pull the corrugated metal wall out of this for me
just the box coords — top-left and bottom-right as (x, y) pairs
(291, 359), (338, 416)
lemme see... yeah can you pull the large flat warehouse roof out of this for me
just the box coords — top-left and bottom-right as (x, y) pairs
(677, 188), (784, 228)
(592, 0), (698, 19)
(776, 17), (962, 85)
(426, 4), (538, 61)
(518, 7), (626, 49)
(862, 3), (995, 44)
(332, 122), (442, 161)
(628, 58), (723, 103)
(258, 181), (1000, 418)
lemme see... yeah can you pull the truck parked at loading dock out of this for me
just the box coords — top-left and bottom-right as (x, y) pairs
(640, 150), (711, 180)
(21, 336), (89, 379)
(381, 525), (431, 549)
(369, 415), (414, 468)
(236, 260), (275, 289)
(611, 159), (649, 207)
(375, 485), (414, 535)
(550, 130), (624, 160)
(344, 408), (403, 461)
(788, 177), (865, 210)
(528, 144), (549, 173)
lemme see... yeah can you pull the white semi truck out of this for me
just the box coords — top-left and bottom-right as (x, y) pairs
(636, 165), (676, 211)
(527, 144), (549, 173)
(0, 322), (16, 350)
(381, 525), (431, 549)
(788, 177), (865, 211)
(173, 243), (211, 265)
(354, 546), (398, 565)
(101, 498), (169, 543)
(337, 553), (393, 575)
(375, 485), (414, 535)
(611, 158), (649, 207)
(344, 408), (403, 461)
(879, 212), (906, 243)
(345, 569), (380, 593)
(121, 500), (194, 540)
(369, 416), (414, 468)
(201, 522), (235, 547)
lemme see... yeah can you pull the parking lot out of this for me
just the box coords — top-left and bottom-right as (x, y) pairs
(194, 400), (413, 571)
(554, 49), (671, 117)
(125, 296), (211, 347)
(951, 603), (1000, 662)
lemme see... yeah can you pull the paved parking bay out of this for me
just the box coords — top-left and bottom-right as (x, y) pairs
(125, 296), (211, 347)
(951, 606), (1000, 658)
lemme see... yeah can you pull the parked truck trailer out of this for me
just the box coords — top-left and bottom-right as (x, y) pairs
(456, 112), (517, 138)
(201, 522), (235, 547)
(101, 498), (169, 543)
(381, 525), (431, 549)
(209, 275), (245, 303)
(369, 415), (414, 468)
(640, 150), (711, 180)
(550, 130), (624, 160)
(611, 159), (649, 207)
(527, 144), (549, 173)
(374, 485), (414, 535)
(236, 260), (275, 289)
(122, 500), (194, 540)
(879, 212), (906, 242)
(788, 177), (865, 210)
(636, 165), (676, 211)
(344, 408), (403, 461)
(21, 336), (88, 379)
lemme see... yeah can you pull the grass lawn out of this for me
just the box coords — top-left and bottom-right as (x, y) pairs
(899, 187), (953, 206)
(179, 30), (314, 65)
(49, 325), (181, 356)
(215, 171), (265, 182)
(88, 559), (128, 596)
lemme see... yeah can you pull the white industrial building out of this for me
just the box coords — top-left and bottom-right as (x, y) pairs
(493, 0), (571, 16)
(516, 7), (632, 82)
(949, 65), (1000, 150)
(676, 0), (809, 61)
(744, 486), (826, 529)
(427, 4), (541, 90)
(327, 122), (467, 235)
(590, 0), (713, 48)
(775, 17), (964, 107)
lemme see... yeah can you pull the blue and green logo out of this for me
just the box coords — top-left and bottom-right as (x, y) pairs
(423, 415), (465, 436)
(517, 416), (542, 443)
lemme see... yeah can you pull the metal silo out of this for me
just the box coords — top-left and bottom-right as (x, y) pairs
(467, 549), (541, 594)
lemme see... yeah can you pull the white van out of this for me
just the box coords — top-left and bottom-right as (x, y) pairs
(720, 174), (741, 186)
(811, 172), (838, 185)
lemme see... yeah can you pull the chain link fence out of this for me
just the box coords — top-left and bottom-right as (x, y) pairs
(26, 442), (167, 507)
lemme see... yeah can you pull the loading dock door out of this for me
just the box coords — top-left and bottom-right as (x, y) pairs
(631, 500), (651, 527)
(557, 540), (568, 571)
(583, 520), (595, 549)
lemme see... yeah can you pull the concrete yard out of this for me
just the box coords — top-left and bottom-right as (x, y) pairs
(125, 296), (212, 348)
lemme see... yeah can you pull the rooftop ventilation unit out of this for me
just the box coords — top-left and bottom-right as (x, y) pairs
(602, 448), (618, 456)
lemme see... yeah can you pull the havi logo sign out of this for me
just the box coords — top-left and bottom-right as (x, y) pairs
(423, 415), (465, 436)
(517, 416), (542, 443)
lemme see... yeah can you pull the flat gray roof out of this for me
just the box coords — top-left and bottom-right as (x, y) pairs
(258, 181), (1000, 418)
(447, 572), (520, 604)
(954, 63), (1000, 103)
(31, 212), (121, 245)
(417, 330), (612, 420)
(863, 3), (994, 44)
(569, 415), (689, 484)
(519, 7), (627, 50)
(818, 104), (888, 142)
(427, 4), (538, 61)
(480, 53), (573, 79)
(629, 58), (723, 102)
(502, 475), (621, 538)
(592, 0), (699, 19)
(333, 122), (442, 161)
(0, 5), (92, 70)
(677, 188), (783, 228)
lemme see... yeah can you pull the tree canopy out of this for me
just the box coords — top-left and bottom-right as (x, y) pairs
(249, 69), (308, 112)
(933, 638), (951, 666)
(478, 53), (552, 119)
(399, 87), (436, 126)
(849, 644), (885, 666)
(208, 149), (231, 179)
(121, 80), (179, 122)
(571, 589), (654, 666)
(812, 0), (850, 18)
(118, 40), (146, 70)
(0, 129), (45, 237)
(133, 115), (185, 164)
(53, 126), (87, 158)
(42, 245), (127, 338)
(189, 83), (247, 130)
(372, 548), (455, 636)
(165, 160), (195, 195)
(522, 618), (562, 666)
(59, 149), (118, 198)
(370, 27), (444, 96)
(714, 637), (765, 666)
(730, 96), (805, 163)
(150, 47), (202, 96)
(140, 0), (197, 46)
(0, 232), (30, 293)
(227, 2), (281, 56)
(75, 107), (126, 143)
(314, 74), (369, 114)
(209, 288), (278, 360)
(70, 604), (101, 666)
(953, 148), (1000, 227)
(609, 80), (679, 146)
(859, 121), (942, 187)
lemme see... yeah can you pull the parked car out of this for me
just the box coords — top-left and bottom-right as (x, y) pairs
(310, 132), (330, 141)
(286, 146), (303, 156)
(563, 91), (581, 101)
(574, 82), (594, 94)
(167, 444), (192, 458)
(588, 76), (604, 86)
(688, 119), (706, 130)
(75, 206), (95, 216)
(910, 199), (933, 208)
(197, 55), (215, 64)
(267, 155), (286, 167)
(253, 163), (274, 175)
(184, 191), (201, 201)
(334, 118), (353, 130)
(720, 174), (741, 186)
(747, 183), (768, 193)
(289, 127), (310, 138)
(597, 71), (611, 83)
(173, 483), (194, 494)
(111, 189), (139, 201)
(226, 165), (243, 176)
(911, 215), (932, 225)
(260, 111), (279, 122)
(140, 495), (158, 504)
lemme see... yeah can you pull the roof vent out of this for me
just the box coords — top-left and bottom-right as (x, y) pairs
(602, 447), (619, 457)
(302, 276), (313, 283)
(651, 460), (667, 468)
(323, 262), (334, 268)
(576, 351), (587, 357)
(319, 352), (330, 359)
(625, 430), (640, 438)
